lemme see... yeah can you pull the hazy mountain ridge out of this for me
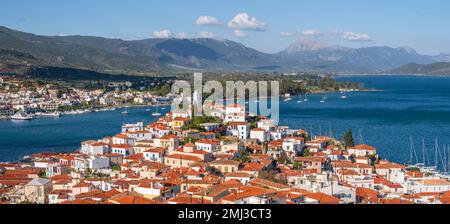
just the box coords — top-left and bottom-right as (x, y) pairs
(0, 26), (447, 75)
(391, 62), (450, 75)
(277, 39), (435, 72)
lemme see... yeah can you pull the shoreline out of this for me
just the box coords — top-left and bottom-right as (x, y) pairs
(0, 102), (172, 121)
(334, 73), (450, 78)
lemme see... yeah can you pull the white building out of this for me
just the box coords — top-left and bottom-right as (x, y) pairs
(228, 122), (250, 140)
(80, 141), (110, 155)
(121, 122), (144, 133)
(250, 128), (269, 143)
(112, 134), (135, 145)
(318, 184), (356, 204)
(111, 144), (134, 156)
(195, 139), (219, 153)
(224, 104), (246, 123)
(143, 148), (165, 163)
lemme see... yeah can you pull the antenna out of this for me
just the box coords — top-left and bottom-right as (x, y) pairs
(447, 146), (450, 174)
(411, 137), (418, 165)
(435, 138), (438, 169)
(328, 122), (333, 138)
(359, 129), (364, 145)
(409, 136), (413, 165)
(443, 145), (448, 173)
(422, 138), (426, 166)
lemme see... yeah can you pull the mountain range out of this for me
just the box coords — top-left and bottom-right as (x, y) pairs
(0, 26), (448, 76)
(391, 62), (450, 75)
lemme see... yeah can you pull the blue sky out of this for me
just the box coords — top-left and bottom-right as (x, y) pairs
(1, 0), (450, 55)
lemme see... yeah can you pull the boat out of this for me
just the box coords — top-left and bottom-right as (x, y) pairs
(340, 93), (348, 99)
(11, 112), (33, 120)
(122, 107), (129, 115)
(152, 103), (162, 116)
(303, 95), (309, 102)
(39, 111), (61, 117)
(145, 109), (151, 112)
(284, 97), (292, 102)
(320, 95), (327, 103)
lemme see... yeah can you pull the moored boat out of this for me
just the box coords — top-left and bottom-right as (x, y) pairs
(11, 112), (33, 120)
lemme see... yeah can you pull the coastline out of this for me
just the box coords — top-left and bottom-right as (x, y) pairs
(1, 102), (173, 121)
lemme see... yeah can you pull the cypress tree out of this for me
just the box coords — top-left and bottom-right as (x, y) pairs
(344, 129), (355, 148)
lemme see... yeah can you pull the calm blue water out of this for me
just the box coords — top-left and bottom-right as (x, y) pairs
(0, 106), (170, 162)
(279, 75), (450, 170)
(1, 75), (449, 170)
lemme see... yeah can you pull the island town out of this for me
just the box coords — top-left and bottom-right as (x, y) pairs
(1, 94), (450, 205)
(0, 75), (175, 120)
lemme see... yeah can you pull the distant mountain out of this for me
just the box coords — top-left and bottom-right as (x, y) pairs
(278, 39), (435, 72)
(0, 26), (163, 74)
(330, 46), (435, 72)
(431, 53), (450, 62)
(277, 39), (350, 63)
(0, 26), (445, 75)
(391, 62), (450, 75)
(0, 26), (283, 73)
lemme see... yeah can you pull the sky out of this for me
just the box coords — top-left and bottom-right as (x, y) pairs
(1, 0), (450, 55)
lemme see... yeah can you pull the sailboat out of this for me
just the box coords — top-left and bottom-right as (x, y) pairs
(152, 102), (161, 116)
(340, 92), (348, 99)
(320, 95), (327, 103)
(122, 106), (129, 115)
(303, 95), (309, 102)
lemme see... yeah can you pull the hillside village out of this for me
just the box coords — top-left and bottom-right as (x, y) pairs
(0, 76), (172, 119)
(1, 102), (450, 204)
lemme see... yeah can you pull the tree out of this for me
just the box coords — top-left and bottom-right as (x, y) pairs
(293, 162), (303, 170)
(38, 170), (46, 178)
(343, 129), (355, 148)
(302, 148), (312, 157)
(112, 165), (121, 171)
(236, 149), (250, 163)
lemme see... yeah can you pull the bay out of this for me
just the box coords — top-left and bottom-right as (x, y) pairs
(1, 75), (450, 171)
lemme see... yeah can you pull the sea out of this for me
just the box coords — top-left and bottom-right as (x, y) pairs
(1, 75), (450, 171)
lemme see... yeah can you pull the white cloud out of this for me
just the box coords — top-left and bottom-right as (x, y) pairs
(341, 32), (371, 41)
(195, 16), (221, 26)
(301, 29), (321, 36)
(176, 32), (189, 39)
(233, 30), (248, 38)
(228, 13), (267, 31)
(153, 29), (172, 38)
(198, 31), (214, 38)
(280, 32), (293, 37)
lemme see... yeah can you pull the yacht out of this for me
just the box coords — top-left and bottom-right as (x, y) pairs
(152, 103), (162, 116)
(303, 95), (309, 102)
(11, 112), (33, 120)
(39, 111), (61, 117)
(122, 107), (130, 115)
